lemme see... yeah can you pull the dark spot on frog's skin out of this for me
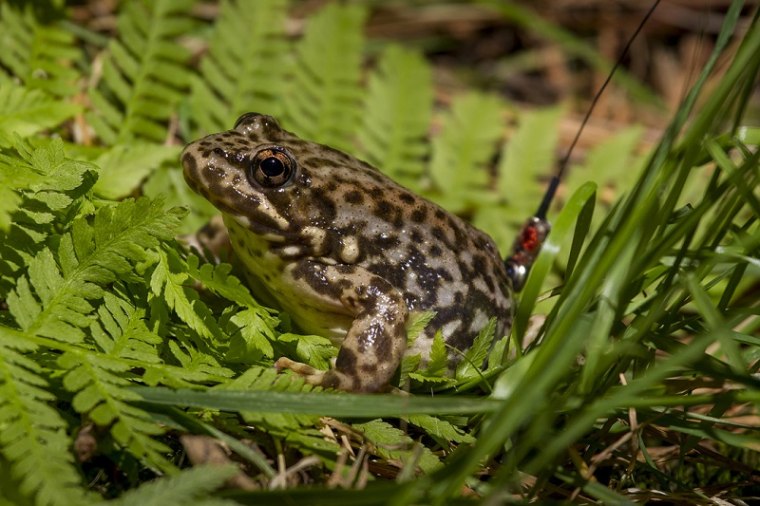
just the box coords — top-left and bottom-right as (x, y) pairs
(411, 207), (427, 223)
(372, 323), (394, 358)
(182, 152), (198, 178)
(369, 263), (405, 292)
(376, 234), (400, 249)
(345, 190), (363, 204)
(308, 188), (337, 222)
(472, 254), (486, 273)
(321, 374), (342, 390)
(483, 274), (495, 292)
(366, 171), (385, 183)
(399, 192), (415, 205)
(431, 226), (447, 244)
(304, 156), (333, 168)
(336, 348), (357, 372)
(360, 363), (377, 374)
(368, 187), (384, 199)
(454, 291), (465, 304)
(410, 229), (423, 244)
(434, 209), (446, 220)
(429, 244), (443, 258)
(199, 140), (211, 149)
(324, 181), (339, 192)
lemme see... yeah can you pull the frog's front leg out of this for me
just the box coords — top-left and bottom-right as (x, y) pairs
(275, 260), (408, 392)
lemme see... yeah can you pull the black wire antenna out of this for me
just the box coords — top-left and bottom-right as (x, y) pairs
(505, 0), (663, 291)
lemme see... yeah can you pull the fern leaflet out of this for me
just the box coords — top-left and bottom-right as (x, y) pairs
(189, 0), (289, 136)
(282, 3), (367, 152)
(87, 0), (195, 144)
(7, 197), (184, 342)
(429, 92), (504, 212)
(0, 4), (81, 97)
(0, 327), (87, 506)
(96, 464), (238, 506)
(59, 349), (175, 473)
(357, 45), (433, 188)
(0, 84), (80, 148)
(0, 138), (93, 233)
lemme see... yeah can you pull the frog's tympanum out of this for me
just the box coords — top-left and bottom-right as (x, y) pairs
(181, 113), (512, 392)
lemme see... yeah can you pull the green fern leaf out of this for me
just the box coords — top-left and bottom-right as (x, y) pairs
(429, 92), (504, 212)
(150, 248), (222, 341)
(0, 84), (80, 147)
(97, 465), (239, 506)
(87, 0), (195, 144)
(59, 350), (175, 473)
(456, 317), (497, 381)
(189, 0), (289, 136)
(0, 5), (81, 97)
(0, 326), (88, 506)
(92, 143), (180, 200)
(226, 370), (342, 455)
(354, 419), (440, 473)
(91, 291), (162, 363)
(276, 332), (335, 370)
(565, 125), (645, 207)
(497, 106), (563, 216)
(407, 414), (475, 444)
(186, 255), (280, 361)
(408, 331), (451, 385)
(7, 197), (184, 342)
(357, 44), (433, 187)
(282, 3), (367, 151)
(0, 138), (93, 232)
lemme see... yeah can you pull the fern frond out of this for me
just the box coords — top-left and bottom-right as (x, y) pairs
(150, 248), (222, 341)
(97, 464), (238, 506)
(0, 326), (87, 506)
(86, 0), (195, 144)
(186, 255), (280, 361)
(354, 419), (440, 473)
(220, 367), (343, 456)
(428, 92), (504, 212)
(497, 106), (563, 216)
(357, 45), (433, 188)
(6, 198), (184, 342)
(59, 349), (175, 473)
(0, 84), (80, 147)
(281, 3), (367, 151)
(0, 4), (81, 97)
(189, 0), (289, 136)
(92, 143), (180, 200)
(91, 291), (162, 362)
(0, 138), (93, 233)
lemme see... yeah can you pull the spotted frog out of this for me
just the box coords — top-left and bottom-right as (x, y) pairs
(181, 113), (512, 392)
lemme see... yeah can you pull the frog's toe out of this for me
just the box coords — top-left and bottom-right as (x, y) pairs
(275, 357), (362, 391)
(275, 357), (319, 376)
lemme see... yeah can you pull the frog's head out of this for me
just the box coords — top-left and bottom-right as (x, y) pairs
(181, 113), (315, 241)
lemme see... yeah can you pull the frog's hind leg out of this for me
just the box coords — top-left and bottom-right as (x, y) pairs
(278, 261), (408, 392)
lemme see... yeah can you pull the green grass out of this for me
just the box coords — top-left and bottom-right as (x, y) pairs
(0, 1), (758, 504)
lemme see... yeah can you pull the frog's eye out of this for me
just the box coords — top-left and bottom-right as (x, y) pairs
(249, 147), (296, 188)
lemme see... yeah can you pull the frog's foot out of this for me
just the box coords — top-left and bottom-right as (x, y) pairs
(275, 357), (354, 391)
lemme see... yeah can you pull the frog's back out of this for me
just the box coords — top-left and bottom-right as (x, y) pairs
(245, 122), (513, 355)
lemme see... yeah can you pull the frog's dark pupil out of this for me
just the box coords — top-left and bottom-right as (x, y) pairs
(260, 156), (284, 177)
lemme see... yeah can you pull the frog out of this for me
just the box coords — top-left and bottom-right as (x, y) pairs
(181, 113), (513, 392)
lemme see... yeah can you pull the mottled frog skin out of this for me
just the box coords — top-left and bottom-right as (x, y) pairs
(181, 113), (512, 392)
